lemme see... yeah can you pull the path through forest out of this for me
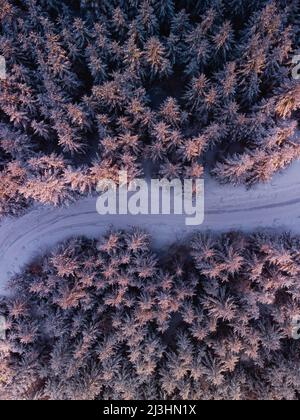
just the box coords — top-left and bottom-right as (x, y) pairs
(1, 162), (300, 295)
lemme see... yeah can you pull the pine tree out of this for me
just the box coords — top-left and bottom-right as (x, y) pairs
(136, 1), (159, 40)
(153, 0), (175, 21)
(274, 81), (300, 119)
(3, 229), (300, 400)
(144, 37), (172, 78)
(0, 0), (299, 209)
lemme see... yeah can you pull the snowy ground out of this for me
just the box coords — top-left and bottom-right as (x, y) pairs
(1, 161), (300, 295)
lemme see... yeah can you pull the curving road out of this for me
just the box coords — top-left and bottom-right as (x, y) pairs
(1, 161), (300, 295)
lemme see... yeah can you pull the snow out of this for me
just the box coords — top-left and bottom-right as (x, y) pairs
(1, 161), (300, 296)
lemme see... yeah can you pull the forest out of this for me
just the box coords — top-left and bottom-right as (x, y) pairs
(1, 0), (300, 402)
(1, 0), (300, 217)
(1, 229), (300, 400)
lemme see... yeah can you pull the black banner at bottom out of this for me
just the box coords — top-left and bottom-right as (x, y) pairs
(101, 402), (199, 418)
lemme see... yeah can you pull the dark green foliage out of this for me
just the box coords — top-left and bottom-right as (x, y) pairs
(1, 229), (300, 400)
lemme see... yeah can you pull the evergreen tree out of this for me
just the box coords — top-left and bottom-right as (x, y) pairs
(2, 229), (300, 400)
(0, 0), (299, 216)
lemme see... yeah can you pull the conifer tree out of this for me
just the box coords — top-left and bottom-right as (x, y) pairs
(0, 0), (300, 211)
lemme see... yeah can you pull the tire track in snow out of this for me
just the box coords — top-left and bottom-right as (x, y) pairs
(1, 161), (300, 295)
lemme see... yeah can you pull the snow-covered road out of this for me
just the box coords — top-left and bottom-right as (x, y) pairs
(1, 162), (300, 295)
